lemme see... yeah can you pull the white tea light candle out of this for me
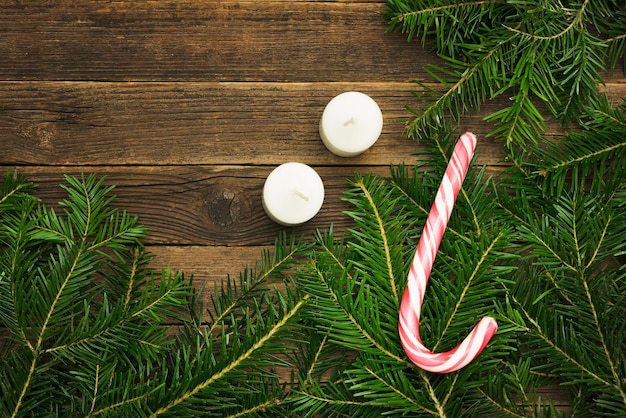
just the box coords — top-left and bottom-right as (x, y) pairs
(262, 162), (325, 226)
(319, 91), (383, 157)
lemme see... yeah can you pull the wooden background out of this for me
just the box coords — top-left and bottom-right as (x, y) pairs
(1, 0), (625, 410)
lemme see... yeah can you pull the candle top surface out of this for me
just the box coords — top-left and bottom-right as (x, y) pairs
(262, 162), (325, 226)
(320, 91), (383, 156)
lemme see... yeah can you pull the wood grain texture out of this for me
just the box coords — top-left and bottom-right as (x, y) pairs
(1, 81), (510, 166)
(1, 0), (430, 82)
(0, 0), (624, 406)
(146, 245), (277, 301)
(4, 81), (624, 167)
(0, 165), (376, 245)
(2, 164), (505, 246)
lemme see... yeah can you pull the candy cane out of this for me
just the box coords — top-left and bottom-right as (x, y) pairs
(398, 132), (497, 373)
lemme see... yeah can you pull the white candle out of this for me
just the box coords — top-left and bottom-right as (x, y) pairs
(262, 162), (325, 226)
(319, 91), (383, 157)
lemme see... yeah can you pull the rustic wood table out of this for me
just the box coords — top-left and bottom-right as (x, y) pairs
(2, 1), (625, 413)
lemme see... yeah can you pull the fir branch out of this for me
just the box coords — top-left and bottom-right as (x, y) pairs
(385, 0), (506, 48)
(150, 296), (308, 416)
(388, 0), (502, 26)
(300, 333), (328, 387)
(543, 139), (625, 174)
(291, 385), (373, 418)
(580, 263), (626, 405)
(413, 369), (447, 417)
(306, 257), (406, 364)
(385, 0), (626, 148)
(225, 398), (277, 418)
(477, 383), (528, 418)
(1, 174), (308, 417)
(498, 136), (626, 414)
(415, 44), (507, 129)
(605, 31), (626, 72)
(173, 234), (304, 387)
(13, 244), (89, 417)
(432, 230), (507, 351)
(508, 286), (616, 391)
(43, 271), (189, 361)
(90, 392), (152, 417)
(503, 0), (589, 41)
(351, 176), (400, 304)
(123, 247), (142, 308)
(362, 364), (440, 416)
(0, 172), (35, 209)
(207, 235), (300, 337)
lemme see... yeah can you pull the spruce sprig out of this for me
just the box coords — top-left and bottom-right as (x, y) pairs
(492, 103), (626, 416)
(291, 114), (625, 415)
(0, 173), (308, 417)
(291, 128), (519, 417)
(385, 0), (626, 148)
(525, 96), (626, 196)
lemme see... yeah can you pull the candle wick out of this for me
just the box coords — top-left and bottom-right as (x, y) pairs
(344, 117), (356, 127)
(295, 189), (310, 202)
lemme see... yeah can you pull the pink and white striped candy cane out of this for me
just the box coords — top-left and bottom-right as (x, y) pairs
(398, 132), (497, 373)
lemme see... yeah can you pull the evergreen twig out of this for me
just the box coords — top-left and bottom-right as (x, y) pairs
(0, 173), (307, 417)
(385, 0), (626, 149)
(1, 3), (625, 415)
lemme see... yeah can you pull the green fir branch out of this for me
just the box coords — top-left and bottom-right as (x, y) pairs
(385, 0), (626, 149)
(0, 174), (309, 417)
(207, 235), (300, 337)
(495, 120), (626, 414)
(2, 6), (625, 414)
(150, 296), (307, 416)
(293, 128), (521, 417)
(349, 175), (403, 304)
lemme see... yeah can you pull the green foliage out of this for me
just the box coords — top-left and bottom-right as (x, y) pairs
(1, 4), (625, 414)
(1, 118), (624, 416)
(0, 173), (307, 417)
(291, 110), (625, 415)
(291, 128), (519, 417)
(384, 0), (626, 149)
(494, 101), (626, 416)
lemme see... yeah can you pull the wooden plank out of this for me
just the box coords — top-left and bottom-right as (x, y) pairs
(3, 80), (624, 166)
(0, 165), (387, 246)
(9, 81), (624, 167)
(1, 0), (434, 82)
(1, 164), (504, 245)
(146, 245), (281, 311)
(146, 245), (271, 285)
(0, 81), (512, 166)
(0, 81), (429, 166)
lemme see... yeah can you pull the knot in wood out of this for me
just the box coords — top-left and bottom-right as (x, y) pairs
(207, 189), (242, 227)
(17, 122), (57, 149)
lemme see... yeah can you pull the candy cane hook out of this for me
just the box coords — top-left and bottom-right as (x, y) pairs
(398, 132), (497, 373)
